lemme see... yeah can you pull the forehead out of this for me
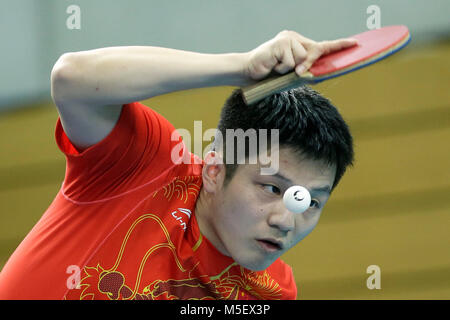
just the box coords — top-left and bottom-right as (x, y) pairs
(236, 147), (336, 188)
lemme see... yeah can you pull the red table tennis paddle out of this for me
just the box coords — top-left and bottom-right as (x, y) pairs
(241, 25), (411, 105)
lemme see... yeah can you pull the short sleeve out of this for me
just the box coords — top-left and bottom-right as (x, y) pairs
(55, 102), (191, 202)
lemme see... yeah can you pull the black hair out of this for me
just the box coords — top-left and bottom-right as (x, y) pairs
(213, 86), (354, 191)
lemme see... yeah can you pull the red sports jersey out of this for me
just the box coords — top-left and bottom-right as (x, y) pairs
(0, 102), (297, 300)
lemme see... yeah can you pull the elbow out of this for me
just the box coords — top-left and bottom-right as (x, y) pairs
(50, 52), (82, 105)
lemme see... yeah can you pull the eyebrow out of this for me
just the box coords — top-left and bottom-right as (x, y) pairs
(271, 173), (293, 184)
(310, 186), (332, 195)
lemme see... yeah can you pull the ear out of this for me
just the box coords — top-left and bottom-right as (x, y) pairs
(202, 151), (226, 193)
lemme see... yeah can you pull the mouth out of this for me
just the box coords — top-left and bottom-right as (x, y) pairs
(256, 239), (283, 252)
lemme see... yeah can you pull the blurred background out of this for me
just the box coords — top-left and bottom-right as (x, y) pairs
(0, 0), (449, 299)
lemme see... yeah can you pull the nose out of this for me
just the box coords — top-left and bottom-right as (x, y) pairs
(267, 202), (295, 232)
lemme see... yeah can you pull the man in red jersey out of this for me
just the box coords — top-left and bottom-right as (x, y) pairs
(0, 30), (355, 300)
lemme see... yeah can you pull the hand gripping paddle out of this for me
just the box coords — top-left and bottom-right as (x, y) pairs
(241, 25), (411, 105)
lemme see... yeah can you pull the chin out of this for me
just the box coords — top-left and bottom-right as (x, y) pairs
(226, 241), (277, 271)
(235, 256), (274, 271)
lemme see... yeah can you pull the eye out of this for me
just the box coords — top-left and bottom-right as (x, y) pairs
(262, 184), (281, 195)
(310, 199), (320, 209)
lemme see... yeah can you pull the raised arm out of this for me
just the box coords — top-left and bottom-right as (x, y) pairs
(51, 46), (250, 107)
(50, 30), (356, 150)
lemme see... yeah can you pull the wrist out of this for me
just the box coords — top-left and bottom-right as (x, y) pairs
(220, 51), (253, 87)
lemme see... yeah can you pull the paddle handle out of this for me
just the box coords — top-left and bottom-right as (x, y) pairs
(241, 71), (312, 105)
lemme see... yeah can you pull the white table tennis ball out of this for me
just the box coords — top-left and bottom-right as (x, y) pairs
(283, 186), (311, 214)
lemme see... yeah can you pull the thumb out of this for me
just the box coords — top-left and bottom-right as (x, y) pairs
(295, 51), (322, 76)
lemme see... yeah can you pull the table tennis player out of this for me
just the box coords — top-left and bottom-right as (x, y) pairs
(0, 30), (356, 300)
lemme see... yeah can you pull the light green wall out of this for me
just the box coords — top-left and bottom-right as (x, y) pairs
(0, 0), (449, 110)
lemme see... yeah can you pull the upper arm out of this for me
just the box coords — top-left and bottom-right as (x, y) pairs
(55, 102), (123, 152)
(51, 53), (123, 151)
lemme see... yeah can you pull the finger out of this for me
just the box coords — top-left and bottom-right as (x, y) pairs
(290, 38), (308, 66)
(272, 40), (297, 74)
(295, 38), (358, 76)
(320, 38), (358, 55)
(286, 32), (321, 75)
(295, 49), (322, 76)
(273, 50), (296, 74)
(295, 54), (320, 76)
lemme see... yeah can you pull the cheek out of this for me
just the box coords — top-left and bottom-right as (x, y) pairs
(219, 191), (246, 224)
(221, 189), (264, 229)
(293, 211), (321, 236)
